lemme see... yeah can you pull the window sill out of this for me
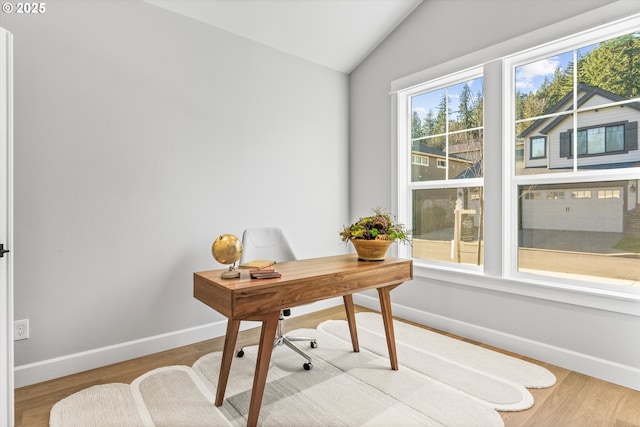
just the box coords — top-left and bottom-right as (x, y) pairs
(412, 261), (640, 316)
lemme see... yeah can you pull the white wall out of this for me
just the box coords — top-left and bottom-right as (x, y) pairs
(4, 0), (349, 385)
(350, 0), (640, 390)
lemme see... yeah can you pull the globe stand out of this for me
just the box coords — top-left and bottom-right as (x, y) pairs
(221, 264), (240, 279)
(212, 234), (243, 280)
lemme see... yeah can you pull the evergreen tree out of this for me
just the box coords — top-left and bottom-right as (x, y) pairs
(459, 83), (474, 130)
(411, 111), (423, 139)
(518, 31), (640, 124)
(577, 33), (640, 98)
(421, 109), (436, 138)
(433, 94), (448, 149)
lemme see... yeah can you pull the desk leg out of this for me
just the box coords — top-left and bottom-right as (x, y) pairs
(343, 294), (359, 352)
(377, 286), (398, 370)
(247, 310), (280, 427)
(215, 319), (241, 406)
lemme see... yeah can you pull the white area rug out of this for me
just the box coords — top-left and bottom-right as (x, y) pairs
(50, 312), (555, 426)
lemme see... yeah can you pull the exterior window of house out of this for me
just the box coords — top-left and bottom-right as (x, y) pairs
(571, 190), (591, 199)
(598, 189), (621, 199)
(546, 191), (564, 200)
(412, 155), (429, 166)
(524, 191), (541, 200)
(567, 123), (627, 156)
(511, 26), (640, 286)
(530, 136), (546, 159)
(402, 69), (484, 267)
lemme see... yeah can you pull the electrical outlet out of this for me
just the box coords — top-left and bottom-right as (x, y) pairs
(14, 319), (29, 341)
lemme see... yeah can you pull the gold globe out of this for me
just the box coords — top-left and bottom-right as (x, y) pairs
(212, 234), (243, 279)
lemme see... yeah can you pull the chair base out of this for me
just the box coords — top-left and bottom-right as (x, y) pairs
(237, 310), (317, 370)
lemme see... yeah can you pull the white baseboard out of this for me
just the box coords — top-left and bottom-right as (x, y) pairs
(14, 298), (342, 388)
(353, 294), (640, 392)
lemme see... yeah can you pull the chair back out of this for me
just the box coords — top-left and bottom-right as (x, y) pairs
(239, 227), (296, 264)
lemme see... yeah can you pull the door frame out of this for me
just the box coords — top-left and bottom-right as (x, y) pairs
(1, 26), (14, 427)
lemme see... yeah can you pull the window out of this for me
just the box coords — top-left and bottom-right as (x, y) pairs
(524, 191), (541, 200)
(412, 155), (429, 166)
(530, 136), (546, 159)
(397, 13), (640, 295)
(546, 191), (564, 200)
(597, 189), (621, 199)
(564, 123), (632, 157)
(512, 25), (640, 287)
(401, 69), (484, 267)
(571, 190), (591, 199)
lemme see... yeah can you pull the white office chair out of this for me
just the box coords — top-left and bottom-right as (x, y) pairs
(236, 227), (317, 370)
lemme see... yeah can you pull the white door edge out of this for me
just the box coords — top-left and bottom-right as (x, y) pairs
(0, 26), (14, 427)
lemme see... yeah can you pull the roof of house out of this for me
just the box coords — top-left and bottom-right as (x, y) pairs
(411, 142), (474, 163)
(518, 83), (640, 138)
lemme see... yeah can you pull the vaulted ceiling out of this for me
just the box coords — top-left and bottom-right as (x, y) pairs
(144, 0), (423, 73)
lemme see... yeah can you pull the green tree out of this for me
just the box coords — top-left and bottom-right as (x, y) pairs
(420, 109), (435, 137)
(459, 83), (474, 129)
(518, 31), (640, 128)
(577, 33), (640, 98)
(430, 94), (448, 149)
(411, 111), (423, 139)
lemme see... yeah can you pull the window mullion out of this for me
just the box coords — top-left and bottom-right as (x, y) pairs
(572, 49), (578, 172)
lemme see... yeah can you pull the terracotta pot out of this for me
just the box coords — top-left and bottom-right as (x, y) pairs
(350, 238), (392, 261)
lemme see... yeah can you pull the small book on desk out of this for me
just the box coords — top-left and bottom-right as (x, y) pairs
(239, 260), (276, 270)
(250, 270), (281, 279)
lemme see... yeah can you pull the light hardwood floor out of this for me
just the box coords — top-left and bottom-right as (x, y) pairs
(15, 305), (640, 427)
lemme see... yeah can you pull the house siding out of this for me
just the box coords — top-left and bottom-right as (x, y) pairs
(525, 94), (640, 170)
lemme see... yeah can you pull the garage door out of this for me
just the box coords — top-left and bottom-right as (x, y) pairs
(522, 187), (623, 232)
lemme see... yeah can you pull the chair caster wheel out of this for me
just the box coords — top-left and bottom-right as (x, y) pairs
(303, 362), (312, 370)
(310, 341), (318, 349)
(236, 349), (244, 357)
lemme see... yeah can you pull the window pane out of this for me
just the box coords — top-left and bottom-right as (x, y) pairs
(587, 127), (606, 154)
(516, 117), (569, 176)
(576, 130), (587, 156)
(518, 180), (640, 284)
(577, 32), (640, 100)
(411, 78), (483, 183)
(515, 51), (573, 122)
(530, 137), (546, 158)
(447, 80), (484, 130)
(412, 88), (446, 138)
(412, 187), (483, 266)
(450, 130), (483, 179)
(411, 138), (445, 182)
(606, 125), (624, 152)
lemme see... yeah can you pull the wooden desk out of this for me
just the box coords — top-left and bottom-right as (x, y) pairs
(194, 254), (413, 427)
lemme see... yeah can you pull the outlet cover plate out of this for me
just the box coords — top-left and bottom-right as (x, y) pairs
(14, 319), (29, 341)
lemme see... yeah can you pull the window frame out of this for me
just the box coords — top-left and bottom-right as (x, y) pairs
(566, 121), (630, 158)
(412, 154), (429, 166)
(394, 8), (640, 316)
(529, 136), (547, 159)
(398, 66), (485, 272)
(505, 16), (640, 293)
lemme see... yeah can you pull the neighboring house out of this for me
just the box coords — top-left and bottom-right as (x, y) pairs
(411, 143), (481, 237)
(411, 142), (475, 182)
(518, 83), (640, 233)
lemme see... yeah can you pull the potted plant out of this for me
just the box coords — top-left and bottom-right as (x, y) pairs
(340, 207), (410, 261)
